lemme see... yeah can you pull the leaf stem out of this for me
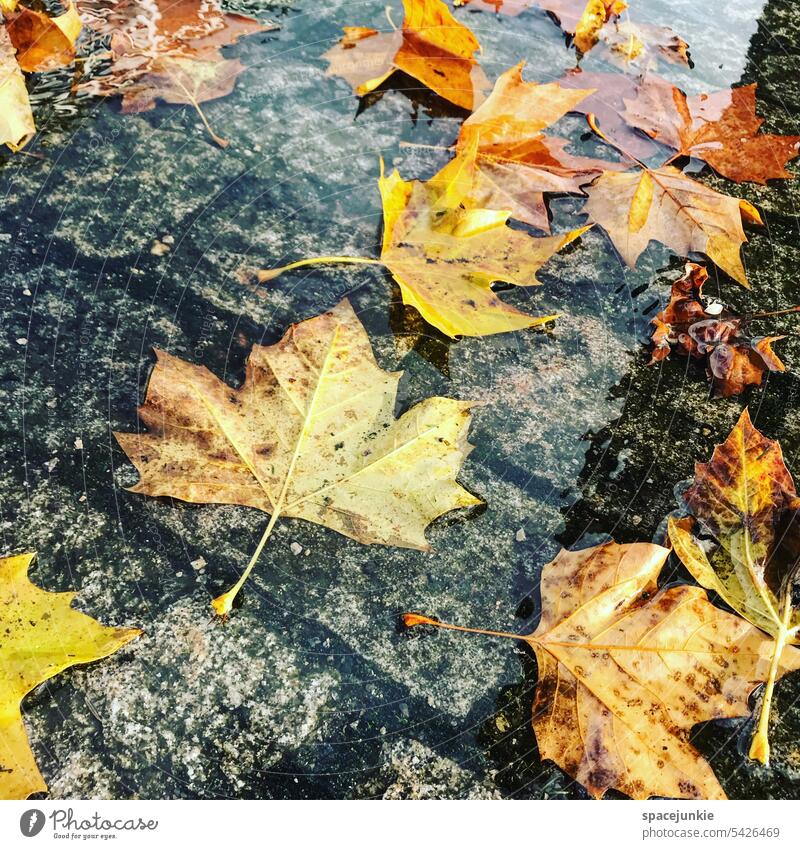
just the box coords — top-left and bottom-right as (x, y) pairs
(749, 590), (794, 764)
(402, 612), (525, 642)
(745, 305), (800, 321)
(211, 512), (279, 616)
(257, 256), (382, 282)
(171, 74), (229, 149)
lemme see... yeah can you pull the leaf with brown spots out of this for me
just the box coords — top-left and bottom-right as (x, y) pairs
(0, 552), (140, 799)
(583, 115), (764, 286)
(258, 153), (590, 337)
(403, 540), (800, 799)
(650, 262), (792, 396)
(623, 81), (800, 184)
(669, 409), (800, 764)
(115, 300), (480, 616)
(323, 0), (489, 111)
(75, 0), (274, 146)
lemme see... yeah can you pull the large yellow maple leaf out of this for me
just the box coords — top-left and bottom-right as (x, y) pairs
(115, 301), (480, 615)
(260, 153), (588, 338)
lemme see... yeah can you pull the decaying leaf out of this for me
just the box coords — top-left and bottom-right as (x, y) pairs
(76, 0), (273, 145)
(323, 0), (489, 111)
(0, 27), (34, 151)
(650, 262), (789, 396)
(623, 81), (800, 184)
(447, 62), (616, 231)
(582, 114), (763, 286)
(115, 300), (480, 616)
(259, 155), (589, 337)
(668, 410), (800, 764)
(404, 540), (800, 799)
(6, 0), (81, 73)
(0, 552), (141, 799)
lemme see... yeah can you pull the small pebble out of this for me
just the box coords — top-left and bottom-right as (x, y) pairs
(631, 515), (642, 526)
(190, 556), (207, 571)
(515, 528), (526, 542)
(16, 337), (27, 345)
(162, 234), (175, 245)
(74, 437), (84, 450)
(290, 541), (303, 555)
(150, 240), (170, 256)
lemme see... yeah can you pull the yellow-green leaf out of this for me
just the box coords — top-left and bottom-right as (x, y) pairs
(0, 553), (141, 799)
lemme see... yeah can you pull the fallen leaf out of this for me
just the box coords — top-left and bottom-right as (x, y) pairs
(114, 300), (480, 616)
(0, 552), (141, 799)
(449, 62), (616, 230)
(0, 27), (34, 151)
(259, 156), (589, 337)
(323, 0), (489, 110)
(583, 125), (763, 286)
(668, 409), (800, 764)
(403, 540), (800, 799)
(650, 262), (788, 396)
(535, 0), (627, 53)
(6, 0), (81, 73)
(598, 19), (690, 68)
(623, 81), (800, 184)
(76, 0), (273, 144)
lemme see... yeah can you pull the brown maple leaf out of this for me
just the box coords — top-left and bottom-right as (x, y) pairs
(323, 0), (489, 111)
(582, 115), (763, 286)
(403, 540), (800, 799)
(75, 0), (273, 146)
(623, 81), (800, 184)
(115, 300), (480, 616)
(650, 262), (793, 396)
(668, 409), (800, 763)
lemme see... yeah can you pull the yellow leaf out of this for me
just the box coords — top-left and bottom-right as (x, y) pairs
(573, 0), (609, 54)
(404, 541), (800, 799)
(0, 28), (34, 152)
(449, 63), (615, 232)
(0, 553), (141, 800)
(377, 159), (589, 336)
(114, 301), (480, 615)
